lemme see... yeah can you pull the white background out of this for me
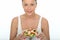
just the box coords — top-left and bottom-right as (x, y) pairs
(0, 0), (60, 40)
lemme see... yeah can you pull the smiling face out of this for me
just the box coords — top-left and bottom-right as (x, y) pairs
(22, 0), (37, 16)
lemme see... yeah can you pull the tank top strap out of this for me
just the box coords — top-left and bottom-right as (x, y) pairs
(17, 16), (22, 36)
(37, 16), (42, 34)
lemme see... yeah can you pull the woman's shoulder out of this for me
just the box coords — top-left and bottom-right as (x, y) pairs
(35, 14), (48, 22)
(41, 17), (49, 30)
(11, 16), (18, 28)
(36, 14), (48, 26)
(42, 17), (48, 24)
(12, 16), (18, 23)
(12, 14), (24, 22)
(12, 14), (23, 21)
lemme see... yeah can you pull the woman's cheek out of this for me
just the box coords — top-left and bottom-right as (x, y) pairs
(24, 7), (28, 12)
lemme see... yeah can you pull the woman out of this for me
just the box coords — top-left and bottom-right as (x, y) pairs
(10, 0), (50, 40)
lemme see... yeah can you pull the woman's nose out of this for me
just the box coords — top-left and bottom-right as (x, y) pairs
(27, 6), (31, 10)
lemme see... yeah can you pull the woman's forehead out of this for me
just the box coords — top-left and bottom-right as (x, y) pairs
(22, 0), (36, 4)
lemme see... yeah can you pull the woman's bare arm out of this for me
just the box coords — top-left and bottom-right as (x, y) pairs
(41, 17), (50, 40)
(10, 17), (18, 40)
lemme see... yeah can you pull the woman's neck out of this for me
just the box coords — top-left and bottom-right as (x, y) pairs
(24, 13), (36, 19)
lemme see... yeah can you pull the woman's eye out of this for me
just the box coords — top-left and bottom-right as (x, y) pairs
(31, 4), (34, 6)
(24, 4), (28, 6)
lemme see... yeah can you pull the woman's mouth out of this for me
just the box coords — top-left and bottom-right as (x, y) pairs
(27, 11), (32, 13)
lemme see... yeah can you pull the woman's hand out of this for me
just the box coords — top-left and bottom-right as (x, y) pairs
(17, 32), (28, 40)
(36, 32), (48, 40)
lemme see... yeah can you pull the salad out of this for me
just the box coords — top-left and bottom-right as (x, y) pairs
(23, 29), (38, 38)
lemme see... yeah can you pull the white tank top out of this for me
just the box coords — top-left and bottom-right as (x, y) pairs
(17, 16), (42, 36)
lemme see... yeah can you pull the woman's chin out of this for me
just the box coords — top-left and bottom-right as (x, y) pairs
(27, 13), (32, 16)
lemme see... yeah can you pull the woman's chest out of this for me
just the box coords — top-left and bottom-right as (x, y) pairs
(21, 19), (39, 30)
